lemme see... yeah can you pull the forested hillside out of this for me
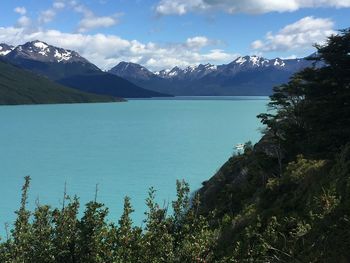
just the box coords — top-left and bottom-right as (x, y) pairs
(0, 60), (117, 105)
(0, 29), (349, 262)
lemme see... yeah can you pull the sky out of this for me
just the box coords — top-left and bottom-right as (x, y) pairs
(0, 0), (349, 71)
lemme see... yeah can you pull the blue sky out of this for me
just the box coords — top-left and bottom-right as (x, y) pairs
(0, 0), (349, 70)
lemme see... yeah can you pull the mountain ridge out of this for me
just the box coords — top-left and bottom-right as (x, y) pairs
(1, 41), (170, 98)
(109, 55), (314, 96)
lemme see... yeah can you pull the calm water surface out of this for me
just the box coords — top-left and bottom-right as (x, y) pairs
(0, 97), (267, 231)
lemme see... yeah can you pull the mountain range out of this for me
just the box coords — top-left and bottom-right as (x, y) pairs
(1, 40), (316, 100)
(0, 41), (169, 99)
(109, 56), (314, 96)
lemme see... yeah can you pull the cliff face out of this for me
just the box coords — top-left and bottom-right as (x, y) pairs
(196, 131), (350, 261)
(198, 134), (280, 216)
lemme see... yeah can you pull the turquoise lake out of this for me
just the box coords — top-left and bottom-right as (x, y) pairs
(0, 97), (268, 231)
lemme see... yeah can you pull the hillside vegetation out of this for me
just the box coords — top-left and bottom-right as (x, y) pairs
(0, 30), (349, 262)
(0, 60), (117, 105)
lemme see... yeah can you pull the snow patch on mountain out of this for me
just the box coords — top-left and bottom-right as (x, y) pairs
(184, 65), (198, 73)
(169, 71), (178, 77)
(33, 41), (49, 50)
(249, 56), (261, 66)
(54, 50), (73, 62)
(0, 44), (14, 56)
(0, 49), (12, 56)
(274, 59), (285, 67)
(235, 57), (247, 65)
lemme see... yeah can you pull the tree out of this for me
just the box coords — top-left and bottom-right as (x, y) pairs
(30, 205), (55, 262)
(141, 187), (174, 262)
(113, 196), (142, 262)
(259, 29), (350, 160)
(52, 196), (80, 263)
(77, 201), (109, 263)
(11, 176), (32, 262)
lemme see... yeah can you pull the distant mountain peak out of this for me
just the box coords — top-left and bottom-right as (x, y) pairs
(0, 43), (14, 56)
(151, 63), (218, 79)
(3, 40), (101, 80)
(32, 40), (49, 49)
(109, 61), (155, 81)
(232, 55), (287, 68)
(7, 40), (90, 65)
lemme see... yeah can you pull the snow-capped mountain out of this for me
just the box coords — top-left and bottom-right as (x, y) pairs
(150, 56), (298, 80)
(109, 61), (155, 81)
(227, 55), (308, 71)
(0, 44), (14, 56)
(6, 41), (94, 65)
(111, 62), (219, 82)
(233, 55), (285, 67)
(108, 55), (313, 96)
(154, 63), (218, 81)
(7, 40), (88, 63)
(3, 40), (101, 80)
(2, 40), (169, 98)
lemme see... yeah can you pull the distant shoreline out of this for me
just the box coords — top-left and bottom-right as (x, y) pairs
(128, 96), (270, 101)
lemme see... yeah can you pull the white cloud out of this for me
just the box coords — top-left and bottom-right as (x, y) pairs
(0, 26), (237, 70)
(39, 9), (57, 24)
(53, 2), (65, 9)
(78, 15), (120, 33)
(17, 16), (31, 28)
(202, 49), (233, 61)
(185, 36), (210, 49)
(38, 1), (67, 24)
(14, 6), (31, 28)
(251, 16), (336, 52)
(155, 0), (350, 15)
(14, 1), (122, 34)
(156, 0), (205, 15)
(73, 3), (94, 17)
(68, 2), (121, 32)
(281, 55), (298, 60)
(14, 7), (27, 15)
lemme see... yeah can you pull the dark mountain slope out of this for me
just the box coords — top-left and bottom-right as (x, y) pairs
(58, 73), (170, 98)
(0, 60), (116, 105)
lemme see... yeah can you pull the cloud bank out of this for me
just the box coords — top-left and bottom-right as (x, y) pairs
(0, 27), (237, 70)
(251, 16), (335, 52)
(155, 0), (350, 15)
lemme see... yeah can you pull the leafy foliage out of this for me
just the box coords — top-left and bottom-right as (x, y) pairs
(0, 179), (217, 263)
